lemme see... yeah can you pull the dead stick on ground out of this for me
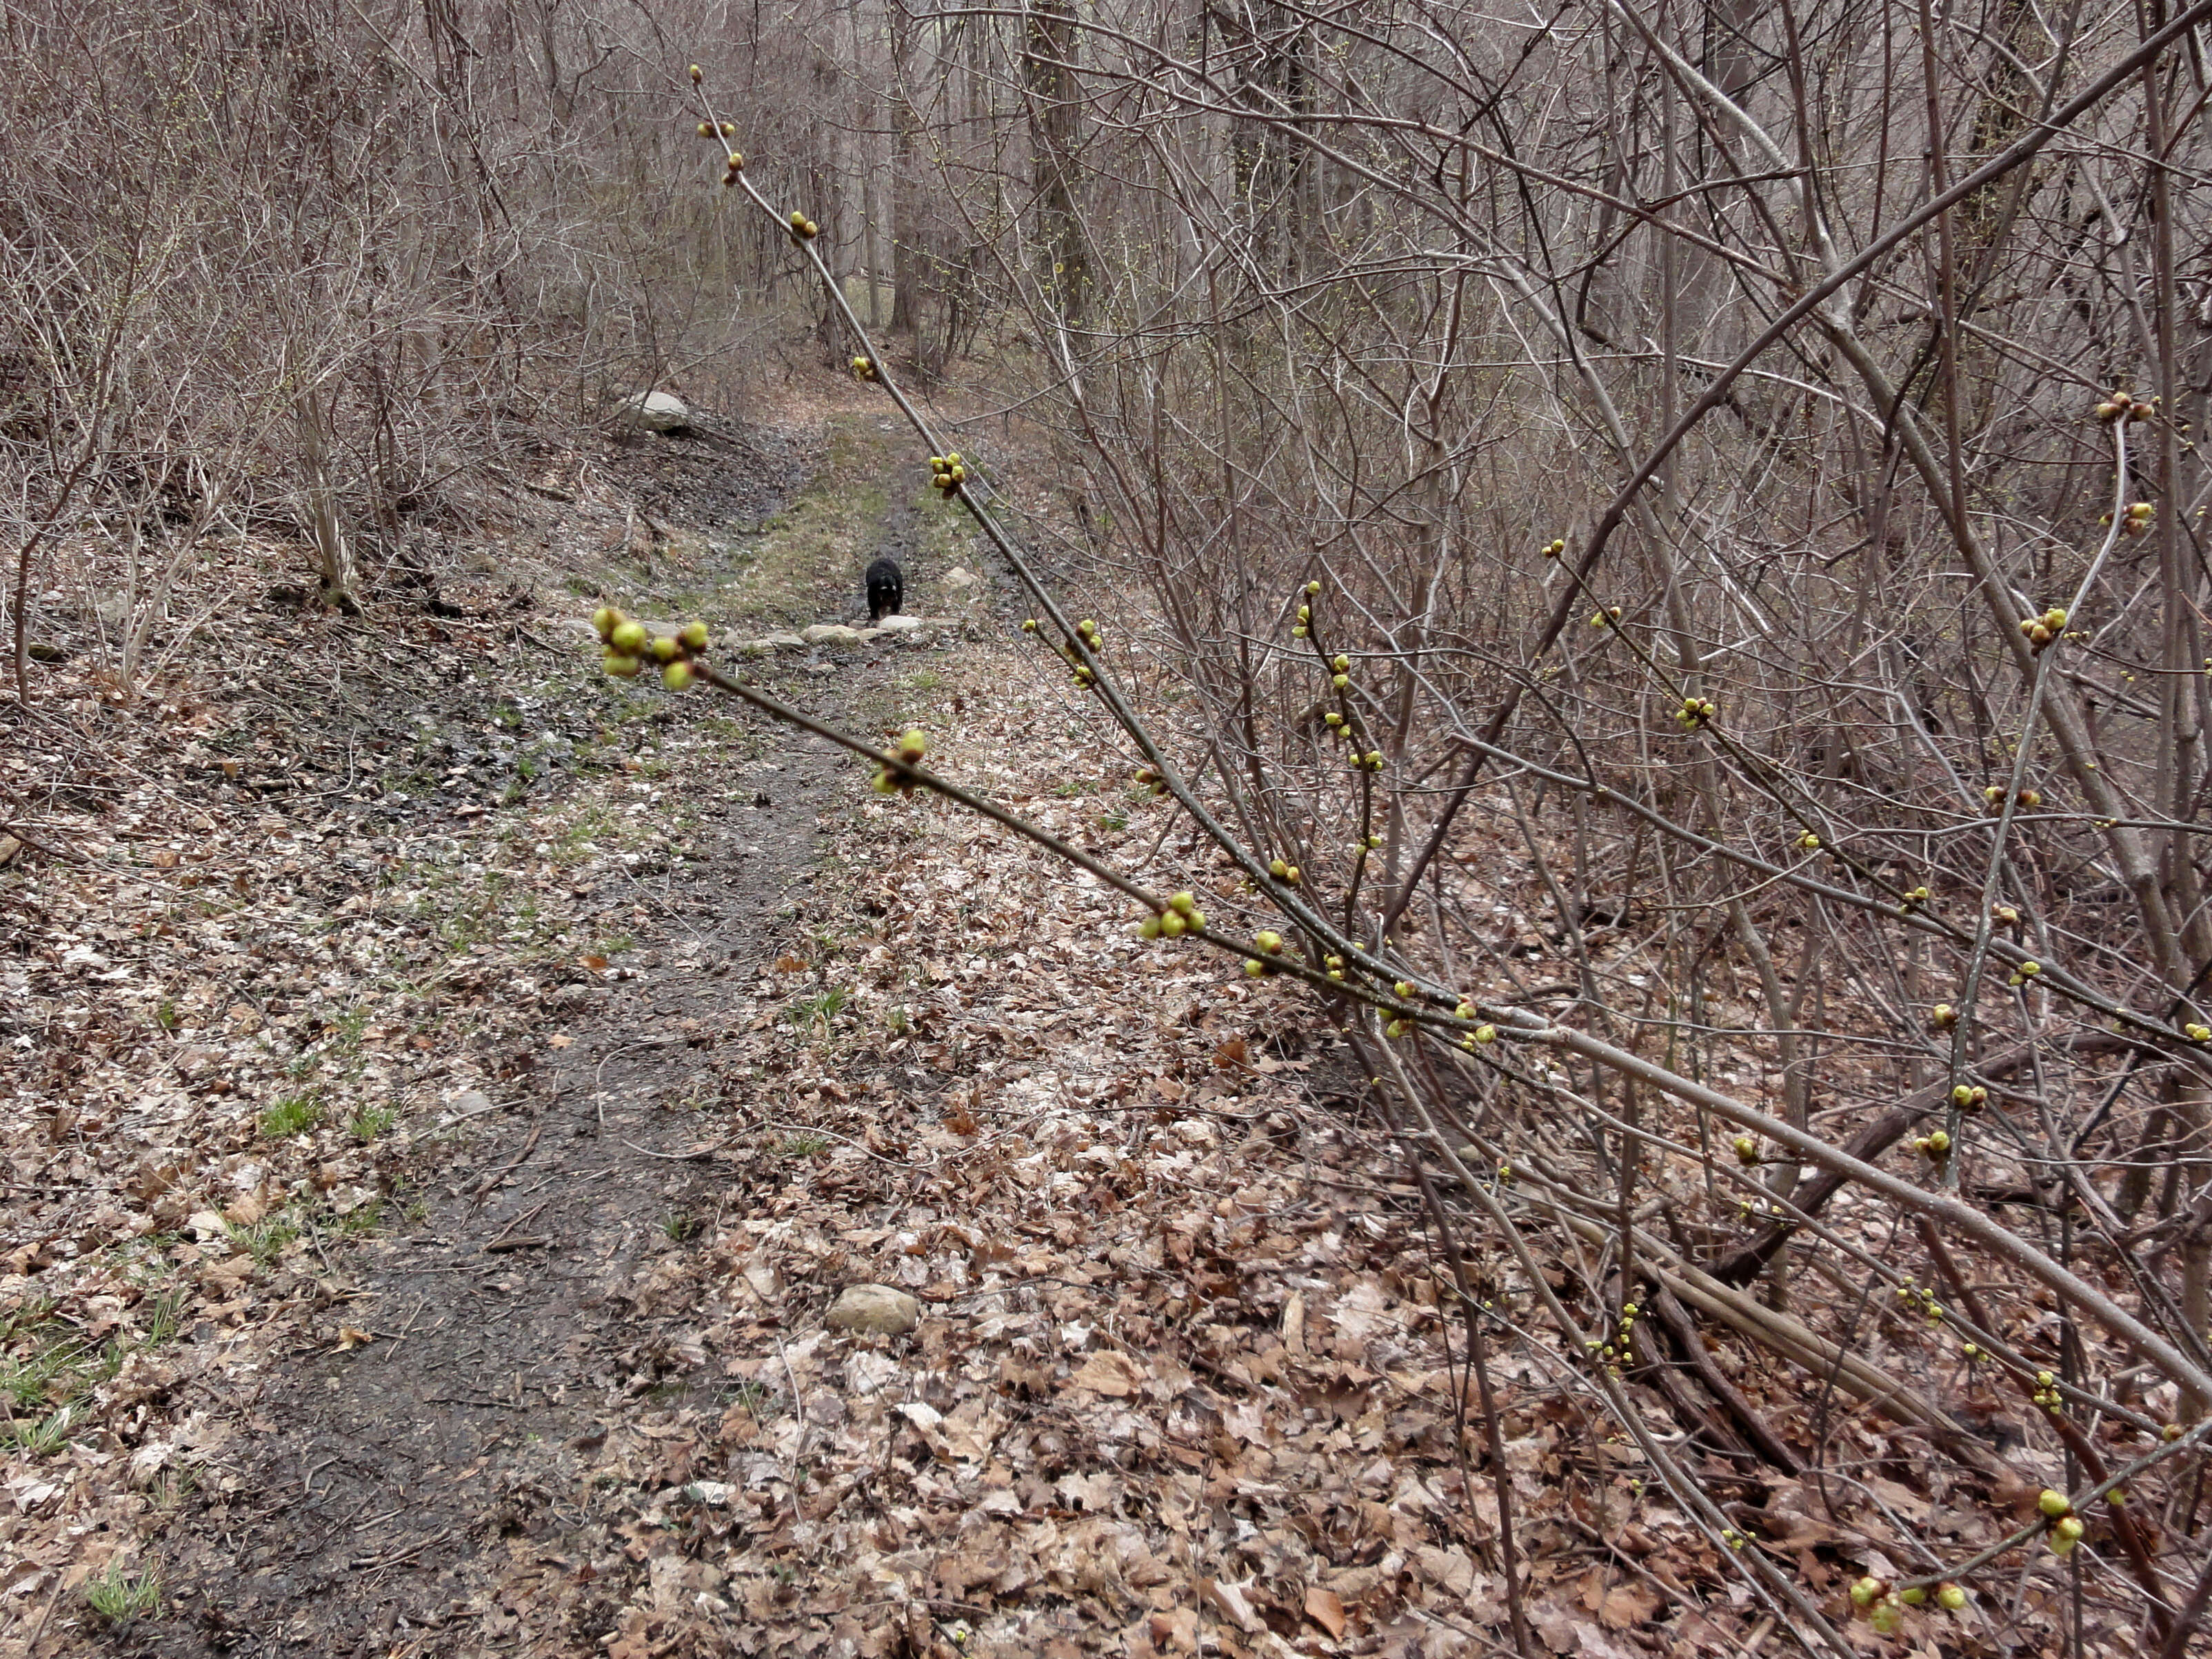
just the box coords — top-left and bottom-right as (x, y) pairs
(486, 1200), (547, 1249)
(467, 1120), (541, 1206)
(1651, 1283), (1802, 1475)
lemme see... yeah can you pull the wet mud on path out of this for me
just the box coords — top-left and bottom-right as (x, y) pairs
(120, 403), (968, 1658)
(148, 736), (852, 1658)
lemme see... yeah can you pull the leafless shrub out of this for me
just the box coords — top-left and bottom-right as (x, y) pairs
(655, 1), (2212, 1647)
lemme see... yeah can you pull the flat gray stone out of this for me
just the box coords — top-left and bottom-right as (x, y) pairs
(802, 623), (865, 647)
(725, 632), (809, 656)
(825, 1283), (920, 1335)
(616, 391), (689, 432)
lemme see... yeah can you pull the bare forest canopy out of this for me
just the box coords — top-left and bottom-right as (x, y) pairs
(12, 0), (2212, 1649)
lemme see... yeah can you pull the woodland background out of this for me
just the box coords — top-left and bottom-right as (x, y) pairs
(8, 0), (2212, 1653)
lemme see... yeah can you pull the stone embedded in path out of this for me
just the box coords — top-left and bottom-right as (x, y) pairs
(941, 567), (980, 590)
(614, 390), (690, 432)
(725, 632), (808, 656)
(825, 1283), (921, 1335)
(721, 621), (947, 656)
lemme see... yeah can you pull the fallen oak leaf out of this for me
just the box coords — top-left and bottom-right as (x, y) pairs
(1597, 1580), (1661, 1630)
(334, 1325), (375, 1351)
(1303, 1585), (1347, 1639)
(1200, 1576), (1264, 1634)
(1065, 1349), (1148, 1398)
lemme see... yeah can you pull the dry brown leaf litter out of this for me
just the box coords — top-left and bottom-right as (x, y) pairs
(0, 397), (2164, 1658)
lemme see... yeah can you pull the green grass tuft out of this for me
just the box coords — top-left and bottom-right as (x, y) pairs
(83, 1561), (161, 1625)
(259, 1092), (322, 1138)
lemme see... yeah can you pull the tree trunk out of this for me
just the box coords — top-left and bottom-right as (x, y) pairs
(294, 390), (361, 615)
(889, 0), (922, 336)
(1021, 0), (1085, 320)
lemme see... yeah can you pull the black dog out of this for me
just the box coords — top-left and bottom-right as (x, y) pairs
(866, 557), (904, 622)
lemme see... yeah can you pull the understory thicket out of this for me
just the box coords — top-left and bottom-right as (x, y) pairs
(11, 0), (2212, 1649)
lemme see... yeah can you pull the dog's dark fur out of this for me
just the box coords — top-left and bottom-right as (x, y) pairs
(866, 558), (904, 622)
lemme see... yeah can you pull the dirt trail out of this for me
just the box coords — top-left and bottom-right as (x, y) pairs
(20, 393), (1523, 1659)
(149, 737), (848, 1658)
(125, 403), (976, 1656)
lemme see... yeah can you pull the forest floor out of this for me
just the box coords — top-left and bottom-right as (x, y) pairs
(4, 380), (1733, 1659)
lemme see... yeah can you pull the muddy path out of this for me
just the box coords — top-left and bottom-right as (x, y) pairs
(124, 404), (985, 1658)
(148, 738), (849, 1658)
